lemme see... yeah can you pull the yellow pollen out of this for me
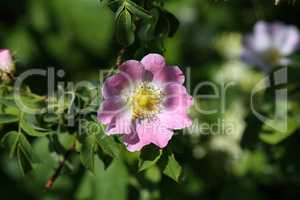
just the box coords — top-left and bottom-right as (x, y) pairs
(263, 48), (282, 65)
(130, 83), (164, 120)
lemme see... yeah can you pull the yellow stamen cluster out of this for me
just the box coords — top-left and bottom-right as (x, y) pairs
(130, 82), (164, 120)
(263, 48), (282, 65)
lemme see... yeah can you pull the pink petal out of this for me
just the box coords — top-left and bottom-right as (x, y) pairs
(0, 49), (14, 72)
(241, 50), (268, 69)
(106, 111), (132, 135)
(98, 97), (132, 136)
(164, 82), (188, 96)
(119, 60), (146, 82)
(158, 111), (192, 130)
(269, 22), (300, 55)
(280, 26), (300, 55)
(136, 119), (174, 149)
(270, 23), (287, 49)
(141, 54), (184, 84)
(123, 131), (150, 152)
(162, 83), (193, 129)
(163, 83), (192, 111)
(141, 54), (166, 76)
(154, 66), (185, 84)
(123, 118), (175, 152)
(97, 97), (125, 125)
(252, 21), (272, 52)
(102, 73), (129, 98)
(164, 94), (192, 112)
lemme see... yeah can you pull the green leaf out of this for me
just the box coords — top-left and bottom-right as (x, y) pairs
(107, 0), (123, 13)
(161, 151), (182, 182)
(17, 144), (33, 174)
(114, 1), (125, 18)
(79, 122), (120, 169)
(97, 149), (113, 170)
(0, 98), (18, 107)
(18, 133), (39, 163)
(42, 113), (59, 123)
(1, 131), (37, 174)
(80, 134), (97, 172)
(75, 169), (93, 199)
(139, 22), (153, 42)
(163, 10), (179, 37)
(138, 8), (159, 42)
(95, 132), (119, 158)
(9, 94), (46, 114)
(116, 9), (135, 46)
(20, 116), (50, 137)
(155, 11), (170, 38)
(138, 144), (162, 172)
(259, 119), (298, 145)
(1, 131), (19, 158)
(153, 9), (179, 38)
(125, 0), (152, 20)
(0, 114), (19, 124)
(75, 158), (128, 200)
(144, 165), (161, 183)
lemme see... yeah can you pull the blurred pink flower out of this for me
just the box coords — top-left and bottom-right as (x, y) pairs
(241, 21), (300, 70)
(98, 54), (192, 152)
(0, 49), (14, 73)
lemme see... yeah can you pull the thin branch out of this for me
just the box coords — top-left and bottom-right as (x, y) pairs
(105, 48), (126, 79)
(44, 142), (76, 191)
(116, 48), (126, 67)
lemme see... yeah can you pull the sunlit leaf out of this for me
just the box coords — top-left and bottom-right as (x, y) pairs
(0, 114), (19, 124)
(138, 144), (162, 172)
(95, 132), (119, 158)
(42, 113), (59, 123)
(259, 119), (298, 144)
(0, 98), (18, 107)
(80, 134), (97, 172)
(75, 158), (128, 200)
(144, 165), (161, 183)
(161, 151), (182, 182)
(20, 116), (51, 137)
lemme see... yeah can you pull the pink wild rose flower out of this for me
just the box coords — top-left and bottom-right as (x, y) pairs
(98, 54), (193, 152)
(0, 49), (14, 73)
(241, 21), (300, 70)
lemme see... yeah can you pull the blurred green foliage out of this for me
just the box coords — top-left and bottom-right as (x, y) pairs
(1, 0), (300, 200)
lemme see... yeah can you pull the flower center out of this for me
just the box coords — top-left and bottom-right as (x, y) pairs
(263, 48), (282, 65)
(130, 82), (164, 120)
